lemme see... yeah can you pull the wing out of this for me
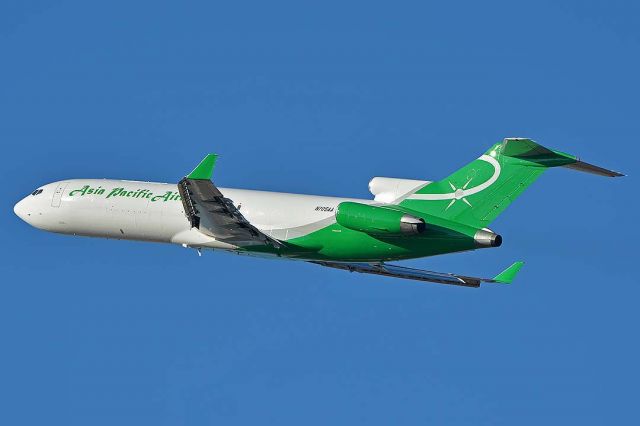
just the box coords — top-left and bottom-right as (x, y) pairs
(177, 154), (284, 249)
(312, 261), (524, 288)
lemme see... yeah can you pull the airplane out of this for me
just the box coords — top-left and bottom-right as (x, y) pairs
(13, 138), (623, 288)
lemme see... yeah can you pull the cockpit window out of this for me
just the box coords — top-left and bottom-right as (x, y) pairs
(31, 189), (43, 196)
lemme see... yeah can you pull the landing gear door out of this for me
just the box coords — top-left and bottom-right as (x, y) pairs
(51, 182), (68, 207)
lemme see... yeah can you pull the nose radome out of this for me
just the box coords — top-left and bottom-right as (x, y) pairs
(14, 198), (29, 222)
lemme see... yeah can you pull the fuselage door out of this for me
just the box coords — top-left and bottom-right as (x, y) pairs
(51, 182), (68, 207)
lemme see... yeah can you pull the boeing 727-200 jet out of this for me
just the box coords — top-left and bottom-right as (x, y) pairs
(14, 138), (623, 287)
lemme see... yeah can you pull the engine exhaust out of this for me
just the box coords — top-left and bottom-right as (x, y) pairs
(400, 214), (426, 235)
(474, 229), (502, 248)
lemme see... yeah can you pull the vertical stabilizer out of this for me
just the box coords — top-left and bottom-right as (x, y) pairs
(399, 138), (622, 228)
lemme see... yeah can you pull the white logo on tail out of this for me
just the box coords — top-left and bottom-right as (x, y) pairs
(406, 154), (501, 208)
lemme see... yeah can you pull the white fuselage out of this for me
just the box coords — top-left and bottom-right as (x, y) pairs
(14, 179), (368, 251)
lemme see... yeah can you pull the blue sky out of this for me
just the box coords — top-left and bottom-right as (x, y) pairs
(1, 1), (638, 424)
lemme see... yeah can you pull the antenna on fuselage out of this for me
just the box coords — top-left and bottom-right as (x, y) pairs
(181, 243), (203, 257)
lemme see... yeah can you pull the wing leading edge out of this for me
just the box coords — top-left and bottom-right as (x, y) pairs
(312, 261), (524, 288)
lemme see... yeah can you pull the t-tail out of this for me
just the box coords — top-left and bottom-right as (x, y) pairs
(399, 138), (623, 229)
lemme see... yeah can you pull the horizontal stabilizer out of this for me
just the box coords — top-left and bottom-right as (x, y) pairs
(563, 160), (624, 177)
(500, 138), (624, 176)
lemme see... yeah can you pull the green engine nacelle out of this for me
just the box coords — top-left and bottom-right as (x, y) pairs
(335, 202), (426, 235)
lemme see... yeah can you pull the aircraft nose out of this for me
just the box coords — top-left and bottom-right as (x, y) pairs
(14, 198), (30, 222)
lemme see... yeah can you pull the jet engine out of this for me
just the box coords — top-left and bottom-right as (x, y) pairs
(335, 202), (426, 235)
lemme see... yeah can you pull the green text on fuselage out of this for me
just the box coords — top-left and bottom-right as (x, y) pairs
(69, 185), (181, 202)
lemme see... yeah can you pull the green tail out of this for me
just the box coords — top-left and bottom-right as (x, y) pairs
(400, 138), (622, 229)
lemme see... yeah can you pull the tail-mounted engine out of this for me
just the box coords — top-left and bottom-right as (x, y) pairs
(335, 202), (426, 236)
